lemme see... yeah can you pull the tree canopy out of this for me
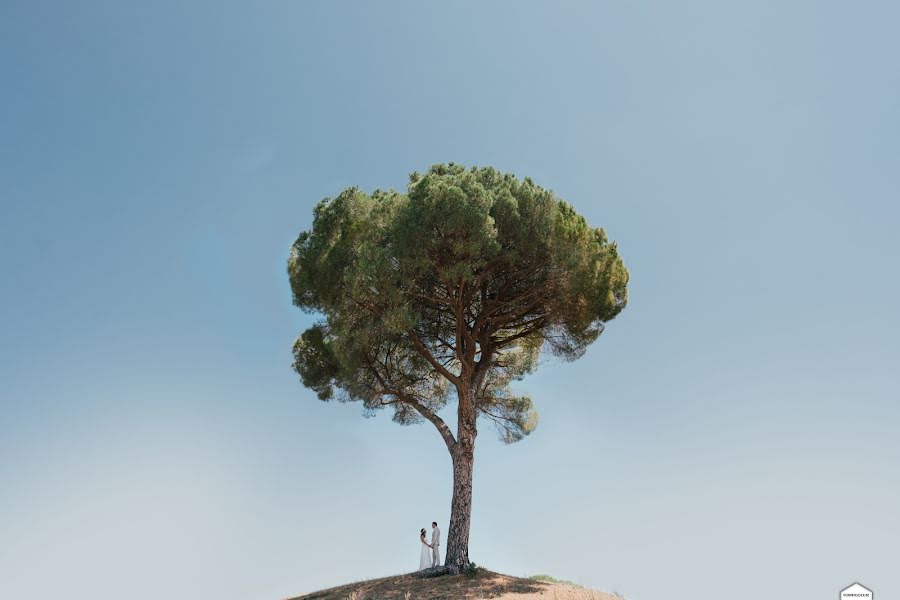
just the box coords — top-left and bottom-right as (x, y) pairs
(288, 163), (628, 447)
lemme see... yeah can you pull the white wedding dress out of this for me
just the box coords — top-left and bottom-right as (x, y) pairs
(418, 536), (432, 570)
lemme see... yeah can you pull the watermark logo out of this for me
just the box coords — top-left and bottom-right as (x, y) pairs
(840, 582), (872, 600)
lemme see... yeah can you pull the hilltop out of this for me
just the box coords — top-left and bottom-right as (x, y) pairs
(286, 567), (622, 600)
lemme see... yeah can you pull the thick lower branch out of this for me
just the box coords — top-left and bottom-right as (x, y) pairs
(408, 330), (462, 387)
(366, 365), (457, 451)
(402, 394), (458, 451)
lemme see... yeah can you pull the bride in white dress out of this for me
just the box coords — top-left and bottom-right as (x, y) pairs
(418, 528), (433, 570)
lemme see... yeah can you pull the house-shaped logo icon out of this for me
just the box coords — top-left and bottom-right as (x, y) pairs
(840, 582), (873, 600)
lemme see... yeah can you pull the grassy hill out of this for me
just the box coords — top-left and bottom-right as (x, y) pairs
(285, 567), (623, 600)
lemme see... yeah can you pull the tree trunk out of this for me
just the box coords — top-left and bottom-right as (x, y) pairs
(444, 442), (475, 571)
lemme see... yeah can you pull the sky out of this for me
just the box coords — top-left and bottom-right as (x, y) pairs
(1, 2), (898, 600)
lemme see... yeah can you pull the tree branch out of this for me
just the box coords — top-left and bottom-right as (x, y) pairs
(402, 394), (458, 451)
(366, 365), (457, 451)
(491, 317), (548, 347)
(408, 330), (461, 387)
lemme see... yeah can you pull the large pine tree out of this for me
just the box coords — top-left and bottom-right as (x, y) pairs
(288, 163), (629, 570)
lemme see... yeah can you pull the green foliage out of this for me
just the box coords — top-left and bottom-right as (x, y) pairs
(464, 561), (482, 578)
(288, 163), (628, 443)
(529, 574), (579, 586)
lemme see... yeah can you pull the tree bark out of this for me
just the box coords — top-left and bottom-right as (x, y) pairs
(444, 442), (475, 571)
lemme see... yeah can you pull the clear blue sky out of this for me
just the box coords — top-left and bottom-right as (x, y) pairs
(1, 2), (898, 600)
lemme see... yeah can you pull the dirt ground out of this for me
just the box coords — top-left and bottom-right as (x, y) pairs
(286, 568), (621, 600)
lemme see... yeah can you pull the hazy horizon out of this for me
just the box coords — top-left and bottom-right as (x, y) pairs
(2, 2), (898, 600)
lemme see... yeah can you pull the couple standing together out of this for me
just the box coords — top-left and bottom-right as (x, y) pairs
(418, 521), (441, 570)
